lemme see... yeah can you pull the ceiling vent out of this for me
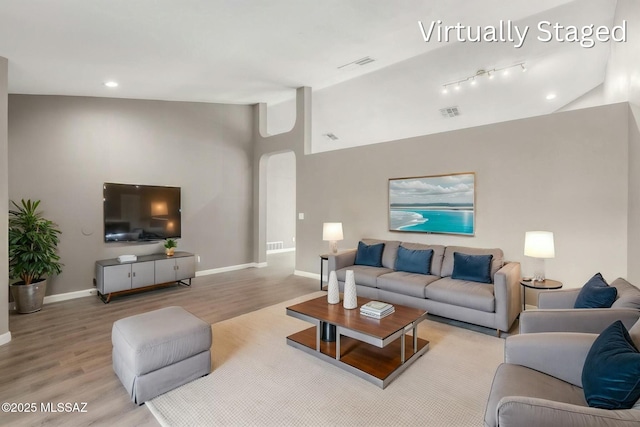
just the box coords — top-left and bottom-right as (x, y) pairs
(338, 56), (376, 70)
(439, 106), (461, 118)
(323, 133), (339, 141)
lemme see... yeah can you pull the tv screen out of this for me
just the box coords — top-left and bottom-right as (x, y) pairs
(103, 183), (181, 242)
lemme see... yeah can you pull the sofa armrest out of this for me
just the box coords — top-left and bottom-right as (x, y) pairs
(328, 249), (357, 272)
(538, 288), (581, 309)
(495, 396), (640, 427)
(493, 262), (521, 332)
(505, 333), (596, 387)
(520, 308), (640, 334)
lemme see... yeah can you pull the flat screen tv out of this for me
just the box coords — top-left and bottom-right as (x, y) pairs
(103, 183), (181, 242)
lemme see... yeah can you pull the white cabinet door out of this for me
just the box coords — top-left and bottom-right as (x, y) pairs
(103, 264), (132, 293)
(132, 261), (155, 289)
(155, 258), (177, 284)
(175, 256), (195, 281)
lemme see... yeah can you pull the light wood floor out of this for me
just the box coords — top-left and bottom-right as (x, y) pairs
(0, 252), (318, 427)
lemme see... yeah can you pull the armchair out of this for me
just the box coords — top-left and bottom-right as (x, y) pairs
(484, 331), (640, 427)
(519, 278), (640, 334)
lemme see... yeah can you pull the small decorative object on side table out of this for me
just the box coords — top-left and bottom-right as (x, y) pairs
(520, 278), (563, 311)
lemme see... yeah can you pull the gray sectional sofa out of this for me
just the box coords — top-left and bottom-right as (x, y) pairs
(328, 238), (522, 335)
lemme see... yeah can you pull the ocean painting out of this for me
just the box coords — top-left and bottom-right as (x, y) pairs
(389, 173), (475, 235)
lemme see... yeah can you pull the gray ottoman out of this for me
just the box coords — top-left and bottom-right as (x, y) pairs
(112, 306), (212, 404)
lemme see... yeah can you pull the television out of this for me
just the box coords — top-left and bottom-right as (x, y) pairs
(103, 183), (181, 242)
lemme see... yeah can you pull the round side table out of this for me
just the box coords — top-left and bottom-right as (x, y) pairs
(520, 279), (563, 312)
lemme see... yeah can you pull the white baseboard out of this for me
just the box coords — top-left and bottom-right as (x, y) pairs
(0, 331), (11, 346)
(266, 248), (296, 255)
(294, 270), (321, 281)
(43, 288), (97, 304)
(196, 262), (267, 277)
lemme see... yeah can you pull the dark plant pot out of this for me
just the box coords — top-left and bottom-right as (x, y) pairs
(9, 278), (47, 314)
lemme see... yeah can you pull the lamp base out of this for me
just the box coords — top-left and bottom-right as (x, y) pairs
(532, 258), (546, 282)
(329, 241), (338, 254)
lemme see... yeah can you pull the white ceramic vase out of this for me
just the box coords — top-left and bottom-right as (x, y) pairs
(343, 270), (358, 309)
(327, 271), (340, 304)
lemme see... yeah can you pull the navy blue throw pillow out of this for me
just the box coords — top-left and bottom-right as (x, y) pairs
(395, 246), (433, 275)
(574, 273), (618, 309)
(582, 320), (640, 409)
(451, 252), (493, 284)
(354, 241), (385, 267)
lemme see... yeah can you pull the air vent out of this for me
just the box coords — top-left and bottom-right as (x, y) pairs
(439, 106), (461, 118)
(338, 56), (376, 70)
(323, 133), (339, 141)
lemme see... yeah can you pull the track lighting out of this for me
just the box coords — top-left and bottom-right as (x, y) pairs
(441, 62), (526, 93)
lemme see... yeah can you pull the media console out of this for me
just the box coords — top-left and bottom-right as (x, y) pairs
(95, 251), (196, 303)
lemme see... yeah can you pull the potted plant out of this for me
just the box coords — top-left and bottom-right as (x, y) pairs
(164, 238), (177, 256)
(8, 199), (63, 313)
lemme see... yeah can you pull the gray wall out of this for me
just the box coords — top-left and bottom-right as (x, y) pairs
(0, 57), (8, 340)
(266, 151), (296, 250)
(8, 95), (254, 295)
(296, 103), (630, 288)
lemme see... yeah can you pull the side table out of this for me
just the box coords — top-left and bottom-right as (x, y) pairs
(319, 254), (329, 290)
(520, 279), (563, 311)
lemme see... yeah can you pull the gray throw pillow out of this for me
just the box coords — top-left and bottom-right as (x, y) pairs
(611, 278), (640, 310)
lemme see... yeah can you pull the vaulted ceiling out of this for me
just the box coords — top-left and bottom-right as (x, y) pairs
(0, 0), (634, 151)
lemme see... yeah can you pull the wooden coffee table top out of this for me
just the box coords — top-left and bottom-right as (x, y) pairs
(287, 295), (426, 339)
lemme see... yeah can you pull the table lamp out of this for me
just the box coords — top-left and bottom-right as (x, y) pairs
(323, 222), (343, 254)
(524, 231), (555, 282)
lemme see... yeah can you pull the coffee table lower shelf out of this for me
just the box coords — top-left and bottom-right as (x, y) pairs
(286, 326), (429, 389)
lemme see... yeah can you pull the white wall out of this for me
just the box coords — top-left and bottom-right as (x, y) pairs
(629, 104), (640, 284)
(9, 95), (254, 296)
(296, 103), (629, 288)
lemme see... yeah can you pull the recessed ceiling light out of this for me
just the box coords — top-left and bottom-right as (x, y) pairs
(546, 93), (557, 100)
(104, 81), (119, 88)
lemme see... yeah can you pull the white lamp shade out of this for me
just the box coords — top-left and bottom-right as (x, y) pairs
(524, 231), (555, 258)
(322, 222), (344, 241)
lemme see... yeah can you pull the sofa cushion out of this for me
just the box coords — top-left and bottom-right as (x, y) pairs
(395, 246), (433, 275)
(485, 363), (587, 427)
(377, 271), (440, 298)
(362, 239), (400, 269)
(451, 252), (493, 284)
(574, 273), (617, 309)
(399, 243), (446, 277)
(611, 278), (640, 310)
(336, 266), (393, 288)
(582, 320), (640, 409)
(354, 241), (384, 267)
(441, 246), (503, 280)
(424, 277), (495, 313)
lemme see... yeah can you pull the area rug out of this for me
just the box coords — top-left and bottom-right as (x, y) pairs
(147, 292), (503, 426)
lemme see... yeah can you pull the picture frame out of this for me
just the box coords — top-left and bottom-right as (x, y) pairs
(388, 172), (475, 236)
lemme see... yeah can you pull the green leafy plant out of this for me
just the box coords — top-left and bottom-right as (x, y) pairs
(164, 238), (177, 249)
(9, 199), (63, 285)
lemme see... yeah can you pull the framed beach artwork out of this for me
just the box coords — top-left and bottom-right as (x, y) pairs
(388, 172), (475, 236)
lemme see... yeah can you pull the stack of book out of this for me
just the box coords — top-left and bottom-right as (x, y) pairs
(360, 301), (395, 319)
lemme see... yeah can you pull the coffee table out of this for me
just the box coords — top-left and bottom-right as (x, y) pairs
(286, 295), (429, 389)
